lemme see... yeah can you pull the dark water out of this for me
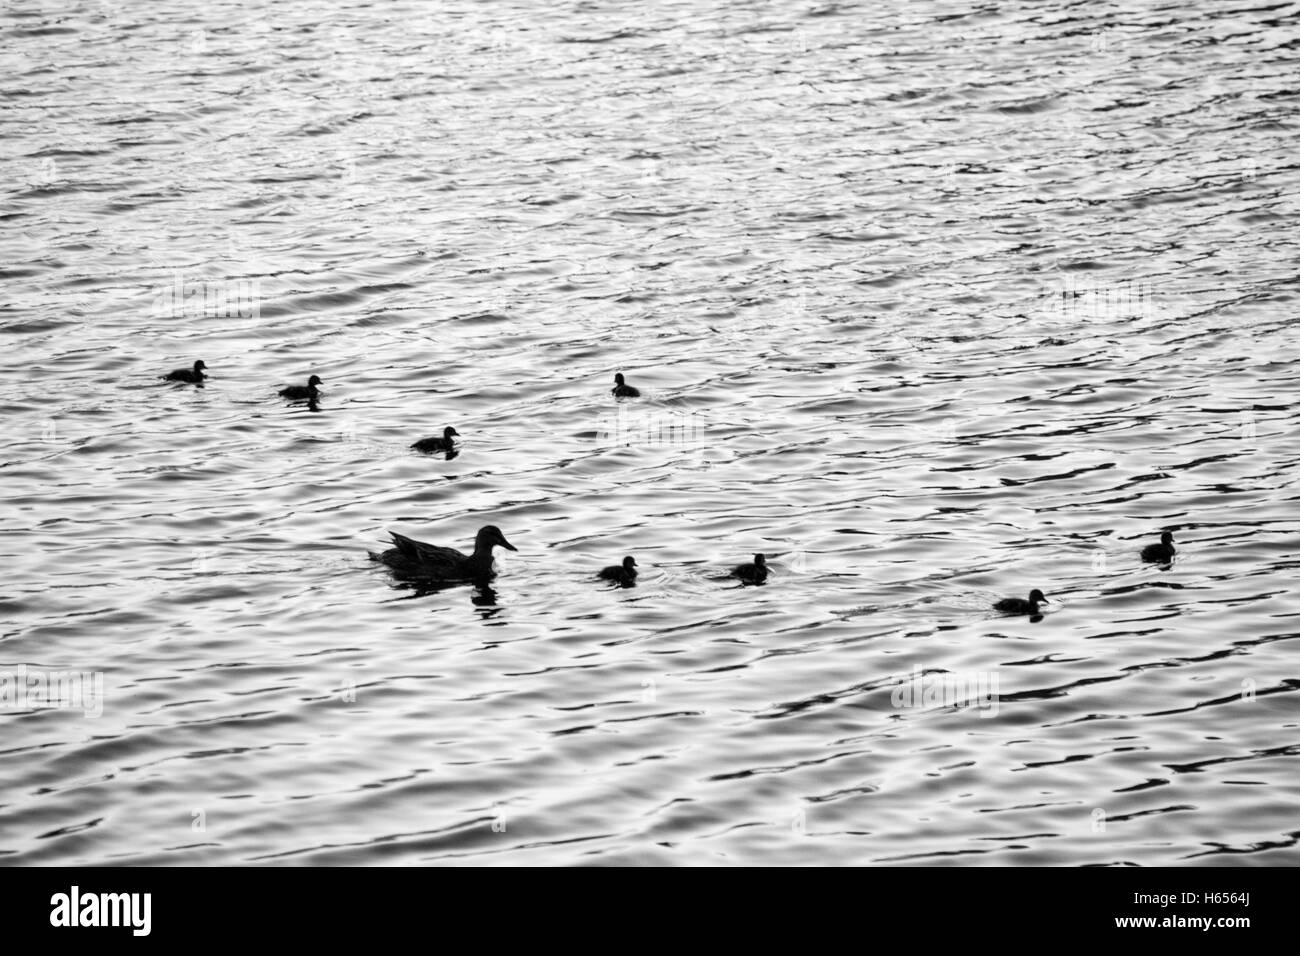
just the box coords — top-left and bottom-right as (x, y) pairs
(2, 0), (1298, 865)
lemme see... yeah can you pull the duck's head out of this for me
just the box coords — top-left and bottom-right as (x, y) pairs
(622, 555), (637, 570)
(194, 360), (207, 372)
(1161, 531), (1174, 545)
(477, 525), (517, 552)
(444, 426), (460, 440)
(307, 375), (323, 387)
(754, 553), (767, 567)
(614, 372), (627, 386)
(1029, 589), (1048, 604)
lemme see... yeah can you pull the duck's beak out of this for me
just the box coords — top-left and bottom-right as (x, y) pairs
(498, 532), (517, 552)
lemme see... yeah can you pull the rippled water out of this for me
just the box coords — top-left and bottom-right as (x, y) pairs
(2, 0), (1298, 866)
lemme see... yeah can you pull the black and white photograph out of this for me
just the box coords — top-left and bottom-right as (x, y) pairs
(0, 0), (1295, 904)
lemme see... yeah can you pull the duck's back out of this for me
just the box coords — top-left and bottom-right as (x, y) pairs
(373, 531), (469, 574)
(392, 531), (466, 562)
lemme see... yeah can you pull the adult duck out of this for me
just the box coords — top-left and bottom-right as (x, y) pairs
(598, 555), (638, 586)
(412, 426), (459, 454)
(993, 589), (1048, 614)
(371, 525), (517, 581)
(164, 359), (207, 383)
(280, 375), (322, 401)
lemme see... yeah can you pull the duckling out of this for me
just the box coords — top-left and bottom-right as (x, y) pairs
(280, 375), (322, 401)
(598, 555), (638, 586)
(370, 525), (517, 581)
(732, 553), (768, 585)
(412, 426), (459, 454)
(612, 372), (640, 398)
(993, 589), (1049, 614)
(163, 359), (207, 384)
(1140, 531), (1175, 563)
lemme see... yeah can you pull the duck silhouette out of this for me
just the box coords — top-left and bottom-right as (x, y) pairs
(164, 359), (207, 384)
(993, 589), (1048, 614)
(732, 553), (768, 585)
(280, 375), (322, 401)
(598, 555), (638, 587)
(612, 372), (640, 398)
(412, 426), (459, 454)
(370, 525), (517, 582)
(1140, 531), (1175, 563)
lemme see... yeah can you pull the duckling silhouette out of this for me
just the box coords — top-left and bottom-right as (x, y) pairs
(612, 372), (640, 398)
(370, 525), (517, 582)
(598, 555), (638, 587)
(280, 375), (322, 401)
(993, 589), (1048, 614)
(412, 426), (459, 454)
(164, 359), (207, 384)
(732, 553), (768, 585)
(1140, 531), (1175, 563)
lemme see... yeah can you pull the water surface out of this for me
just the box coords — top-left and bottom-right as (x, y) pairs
(2, 0), (1298, 865)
